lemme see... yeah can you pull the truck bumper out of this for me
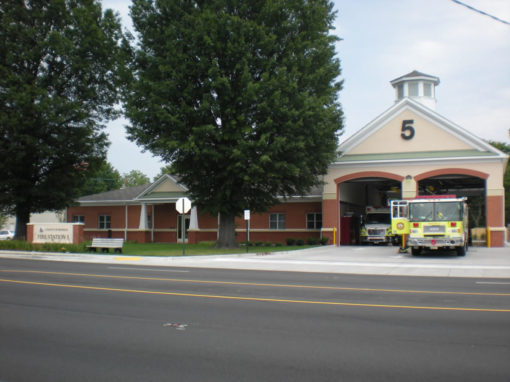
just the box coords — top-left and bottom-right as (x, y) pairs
(361, 236), (394, 244)
(408, 236), (465, 248)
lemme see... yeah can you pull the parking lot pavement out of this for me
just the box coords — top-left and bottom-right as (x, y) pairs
(0, 245), (509, 278)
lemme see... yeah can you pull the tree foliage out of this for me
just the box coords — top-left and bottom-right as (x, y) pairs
(122, 170), (150, 187)
(79, 161), (123, 196)
(153, 164), (174, 182)
(126, 0), (343, 247)
(0, 0), (127, 238)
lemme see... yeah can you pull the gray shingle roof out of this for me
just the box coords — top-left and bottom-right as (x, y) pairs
(77, 183), (151, 203)
(390, 70), (440, 85)
(76, 178), (324, 205)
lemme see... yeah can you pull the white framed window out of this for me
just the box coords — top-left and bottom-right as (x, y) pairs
(269, 213), (285, 230)
(423, 82), (432, 97)
(98, 215), (111, 229)
(408, 81), (419, 97)
(72, 215), (84, 223)
(306, 213), (322, 229)
(397, 83), (404, 99)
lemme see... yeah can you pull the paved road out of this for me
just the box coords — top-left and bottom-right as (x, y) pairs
(1, 258), (509, 381)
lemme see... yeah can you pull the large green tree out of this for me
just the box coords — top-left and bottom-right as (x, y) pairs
(122, 170), (150, 187)
(78, 161), (123, 196)
(126, 0), (343, 247)
(0, 0), (127, 238)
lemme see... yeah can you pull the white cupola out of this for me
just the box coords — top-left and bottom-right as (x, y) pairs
(390, 70), (440, 110)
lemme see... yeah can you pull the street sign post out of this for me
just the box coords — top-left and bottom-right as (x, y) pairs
(244, 210), (250, 253)
(176, 197), (192, 255)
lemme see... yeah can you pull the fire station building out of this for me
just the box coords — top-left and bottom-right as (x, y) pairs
(67, 71), (508, 247)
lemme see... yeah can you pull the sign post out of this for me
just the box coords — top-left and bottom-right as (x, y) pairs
(244, 210), (250, 253)
(176, 197), (192, 256)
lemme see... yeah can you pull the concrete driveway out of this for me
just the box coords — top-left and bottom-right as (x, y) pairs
(1, 245), (509, 278)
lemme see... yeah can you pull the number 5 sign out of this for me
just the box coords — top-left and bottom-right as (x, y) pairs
(401, 119), (415, 140)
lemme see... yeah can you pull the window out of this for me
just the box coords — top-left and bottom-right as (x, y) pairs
(397, 83), (404, 99)
(72, 215), (84, 223)
(423, 83), (432, 97)
(408, 81), (419, 97)
(306, 213), (322, 229)
(98, 215), (111, 229)
(269, 213), (285, 230)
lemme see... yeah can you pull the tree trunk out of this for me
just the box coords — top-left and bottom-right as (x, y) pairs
(15, 205), (30, 240)
(215, 213), (238, 248)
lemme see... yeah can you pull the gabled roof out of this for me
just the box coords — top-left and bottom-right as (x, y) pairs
(76, 174), (189, 206)
(390, 70), (440, 86)
(136, 174), (188, 202)
(76, 174), (324, 206)
(335, 97), (507, 165)
(76, 183), (151, 205)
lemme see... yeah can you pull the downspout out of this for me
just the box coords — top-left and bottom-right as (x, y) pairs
(151, 204), (155, 243)
(125, 204), (128, 241)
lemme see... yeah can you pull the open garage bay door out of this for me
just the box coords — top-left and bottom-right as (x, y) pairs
(338, 177), (401, 245)
(418, 174), (486, 229)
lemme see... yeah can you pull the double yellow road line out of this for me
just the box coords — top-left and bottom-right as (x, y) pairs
(1, 269), (509, 312)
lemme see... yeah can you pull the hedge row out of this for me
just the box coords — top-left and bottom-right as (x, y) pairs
(285, 237), (329, 246)
(0, 240), (87, 253)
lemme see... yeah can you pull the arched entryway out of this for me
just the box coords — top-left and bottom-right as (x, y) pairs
(335, 172), (403, 245)
(416, 168), (490, 245)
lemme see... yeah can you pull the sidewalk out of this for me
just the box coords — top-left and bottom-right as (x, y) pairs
(1, 245), (509, 278)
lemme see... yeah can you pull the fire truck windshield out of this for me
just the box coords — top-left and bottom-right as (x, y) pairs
(409, 201), (462, 222)
(366, 213), (391, 224)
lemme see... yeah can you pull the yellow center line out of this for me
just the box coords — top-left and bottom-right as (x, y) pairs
(0, 277), (509, 312)
(0, 269), (509, 297)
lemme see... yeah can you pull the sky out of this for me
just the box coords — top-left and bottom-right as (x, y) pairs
(102, 0), (510, 180)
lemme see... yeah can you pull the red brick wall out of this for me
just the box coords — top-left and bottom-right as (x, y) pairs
(487, 195), (505, 247)
(68, 201), (325, 244)
(322, 199), (338, 244)
(154, 204), (178, 229)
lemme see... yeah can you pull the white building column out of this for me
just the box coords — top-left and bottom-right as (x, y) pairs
(189, 206), (199, 230)
(139, 203), (148, 229)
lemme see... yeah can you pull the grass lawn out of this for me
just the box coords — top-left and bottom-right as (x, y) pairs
(121, 241), (317, 256)
(0, 240), (320, 256)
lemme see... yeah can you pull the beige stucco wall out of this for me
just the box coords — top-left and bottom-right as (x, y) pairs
(324, 159), (505, 198)
(348, 109), (472, 155)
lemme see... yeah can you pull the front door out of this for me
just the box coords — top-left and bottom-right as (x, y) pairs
(177, 215), (190, 242)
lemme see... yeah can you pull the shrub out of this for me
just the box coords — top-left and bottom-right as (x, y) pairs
(273, 242), (283, 247)
(306, 237), (318, 245)
(320, 237), (329, 245)
(285, 238), (296, 246)
(255, 241), (264, 247)
(0, 240), (87, 253)
(296, 239), (304, 246)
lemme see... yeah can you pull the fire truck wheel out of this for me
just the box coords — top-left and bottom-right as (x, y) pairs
(411, 247), (421, 256)
(456, 244), (466, 256)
